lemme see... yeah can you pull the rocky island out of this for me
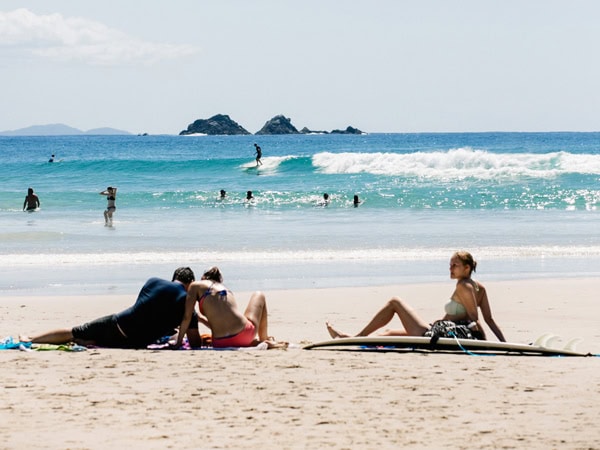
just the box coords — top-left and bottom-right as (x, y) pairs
(179, 114), (250, 135)
(255, 115), (299, 135)
(179, 114), (364, 135)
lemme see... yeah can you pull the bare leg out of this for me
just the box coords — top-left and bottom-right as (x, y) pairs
(244, 292), (287, 348)
(244, 291), (269, 341)
(21, 328), (74, 344)
(327, 297), (430, 338)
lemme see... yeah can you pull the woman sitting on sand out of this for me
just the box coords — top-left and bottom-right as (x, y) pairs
(326, 251), (506, 342)
(173, 266), (286, 349)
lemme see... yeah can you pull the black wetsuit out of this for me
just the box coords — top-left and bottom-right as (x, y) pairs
(72, 278), (198, 348)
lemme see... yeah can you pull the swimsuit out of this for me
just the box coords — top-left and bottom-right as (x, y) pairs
(72, 279), (198, 348)
(212, 320), (257, 348)
(197, 283), (254, 347)
(116, 278), (198, 347)
(72, 314), (131, 348)
(197, 283), (228, 315)
(444, 299), (466, 316)
(106, 195), (116, 211)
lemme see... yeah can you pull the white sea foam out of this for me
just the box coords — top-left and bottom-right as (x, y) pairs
(239, 155), (297, 174)
(3, 245), (600, 267)
(312, 149), (600, 179)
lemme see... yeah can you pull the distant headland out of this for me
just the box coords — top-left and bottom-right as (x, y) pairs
(179, 114), (364, 136)
(0, 124), (132, 136)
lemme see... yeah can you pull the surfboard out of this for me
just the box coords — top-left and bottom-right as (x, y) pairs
(303, 336), (592, 357)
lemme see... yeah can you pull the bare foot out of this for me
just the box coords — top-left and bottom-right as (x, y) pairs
(264, 339), (289, 349)
(252, 337), (289, 349)
(18, 335), (32, 343)
(326, 321), (350, 339)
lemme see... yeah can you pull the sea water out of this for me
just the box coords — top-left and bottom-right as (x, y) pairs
(1, 133), (599, 295)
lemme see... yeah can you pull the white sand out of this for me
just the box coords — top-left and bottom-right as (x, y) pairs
(1, 278), (599, 449)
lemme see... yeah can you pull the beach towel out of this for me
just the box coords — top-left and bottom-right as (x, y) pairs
(0, 336), (31, 350)
(0, 336), (86, 352)
(147, 336), (269, 351)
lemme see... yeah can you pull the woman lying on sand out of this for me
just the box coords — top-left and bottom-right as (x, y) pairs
(326, 251), (506, 342)
(173, 266), (287, 349)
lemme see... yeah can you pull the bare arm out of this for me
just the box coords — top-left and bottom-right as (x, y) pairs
(185, 328), (203, 347)
(478, 289), (506, 342)
(173, 284), (200, 347)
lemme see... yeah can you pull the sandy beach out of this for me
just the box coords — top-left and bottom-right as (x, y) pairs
(1, 278), (599, 449)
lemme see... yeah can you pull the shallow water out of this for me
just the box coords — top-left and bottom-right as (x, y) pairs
(1, 133), (599, 295)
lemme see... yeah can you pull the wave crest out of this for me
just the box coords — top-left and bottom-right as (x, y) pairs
(312, 148), (600, 179)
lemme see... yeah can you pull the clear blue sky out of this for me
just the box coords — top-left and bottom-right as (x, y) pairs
(1, 1), (599, 134)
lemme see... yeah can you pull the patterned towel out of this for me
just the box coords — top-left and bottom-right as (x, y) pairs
(0, 336), (86, 352)
(0, 336), (31, 351)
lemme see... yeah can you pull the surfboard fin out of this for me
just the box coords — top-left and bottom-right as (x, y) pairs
(544, 335), (562, 349)
(533, 333), (556, 348)
(563, 338), (583, 352)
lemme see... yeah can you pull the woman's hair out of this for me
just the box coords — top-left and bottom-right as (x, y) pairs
(453, 251), (477, 274)
(172, 266), (195, 284)
(202, 266), (223, 283)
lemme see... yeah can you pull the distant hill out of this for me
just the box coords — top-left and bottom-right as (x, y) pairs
(0, 124), (132, 136)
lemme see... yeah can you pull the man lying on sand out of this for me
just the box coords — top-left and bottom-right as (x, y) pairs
(21, 267), (203, 348)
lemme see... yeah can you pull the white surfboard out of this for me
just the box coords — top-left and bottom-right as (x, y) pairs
(303, 336), (591, 357)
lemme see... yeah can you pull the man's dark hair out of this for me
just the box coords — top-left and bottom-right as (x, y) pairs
(172, 266), (195, 284)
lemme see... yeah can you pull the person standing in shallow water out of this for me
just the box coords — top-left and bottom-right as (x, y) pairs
(100, 186), (117, 226)
(23, 187), (40, 211)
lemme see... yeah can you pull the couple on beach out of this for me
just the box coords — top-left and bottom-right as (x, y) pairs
(23, 251), (505, 349)
(22, 266), (286, 350)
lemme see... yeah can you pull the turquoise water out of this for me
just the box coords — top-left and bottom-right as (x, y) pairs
(1, 133), (599, 295)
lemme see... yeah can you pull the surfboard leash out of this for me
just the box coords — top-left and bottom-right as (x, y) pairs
(447, 332), (496, 357)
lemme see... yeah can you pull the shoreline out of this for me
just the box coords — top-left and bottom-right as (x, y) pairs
(3, 253), (600, 297)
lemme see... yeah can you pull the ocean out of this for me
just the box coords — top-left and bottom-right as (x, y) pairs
(1, 132), (599, 296)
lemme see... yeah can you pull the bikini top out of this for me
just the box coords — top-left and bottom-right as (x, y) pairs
(198, 283), (228, 315)
(444, 299), (466, 316)
(445, 280), (480, 316)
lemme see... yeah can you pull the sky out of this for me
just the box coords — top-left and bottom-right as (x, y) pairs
(1, 1), (599, 135)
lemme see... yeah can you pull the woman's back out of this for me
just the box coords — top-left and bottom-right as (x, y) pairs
(195, 279), (247, 339)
